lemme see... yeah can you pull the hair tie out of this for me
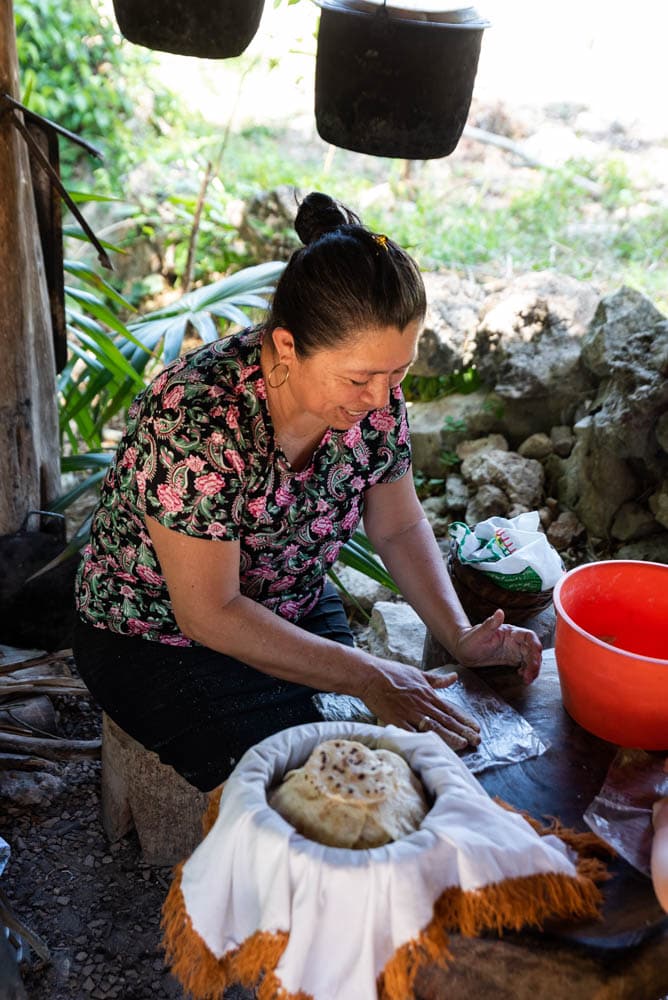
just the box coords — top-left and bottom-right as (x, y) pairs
(372, 233), (389, 251)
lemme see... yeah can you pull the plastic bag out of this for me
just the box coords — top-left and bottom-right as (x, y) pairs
(314, 670), (548, 775)
(449, 511), (564, 593)
(583, 748), (668, 875)
(430, 666), (549, 773)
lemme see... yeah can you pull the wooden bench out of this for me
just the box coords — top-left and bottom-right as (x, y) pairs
(100, 713), (209, 867)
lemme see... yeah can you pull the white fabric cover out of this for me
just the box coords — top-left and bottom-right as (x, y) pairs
(181, 722), (577, 1000)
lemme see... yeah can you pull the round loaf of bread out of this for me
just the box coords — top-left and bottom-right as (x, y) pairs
(268, 739), (429, 848)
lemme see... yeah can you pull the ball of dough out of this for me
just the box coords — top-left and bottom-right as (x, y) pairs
(268, 739), (429, 848)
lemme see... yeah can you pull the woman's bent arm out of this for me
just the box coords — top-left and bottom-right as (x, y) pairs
(363, 473), (542, 682)
(145, 515), (480, 749)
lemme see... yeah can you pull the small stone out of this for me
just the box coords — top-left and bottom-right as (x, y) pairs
(518, 432), (553, 460)
(57, 895), (70, 905)
(457, 433), (508, 460)
(550, 424), (575, 458)
(547, 510), (586, 551)
(465, 484), (510, 524)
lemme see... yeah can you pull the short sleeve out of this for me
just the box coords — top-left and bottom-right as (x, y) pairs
(129, 367), (247, 542)
(370, 386), (412, 487)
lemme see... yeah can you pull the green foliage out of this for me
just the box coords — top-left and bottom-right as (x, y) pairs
(14, 0), (179, 186)
(402, 368), (481, 403)
(335, 531), (399, 595)
(126, 261), (286, 366)
(60, 257), (285, 456)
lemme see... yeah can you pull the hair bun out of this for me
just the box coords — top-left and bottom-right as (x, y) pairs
(295, 192), (361, 246)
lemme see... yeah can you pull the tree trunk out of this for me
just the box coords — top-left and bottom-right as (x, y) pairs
(0, 0), (60, 535)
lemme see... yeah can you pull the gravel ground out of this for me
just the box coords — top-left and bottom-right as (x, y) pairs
(2, 690), (190, 1000)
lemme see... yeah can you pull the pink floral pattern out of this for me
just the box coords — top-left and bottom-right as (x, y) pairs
(75, 328), (411, 644)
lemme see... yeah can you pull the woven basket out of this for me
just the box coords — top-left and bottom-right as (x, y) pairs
(447, 547), (554, 626)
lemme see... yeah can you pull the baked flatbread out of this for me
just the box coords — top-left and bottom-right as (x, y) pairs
(268, 739), (428, 848)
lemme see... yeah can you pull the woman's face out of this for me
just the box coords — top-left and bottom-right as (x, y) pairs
(276, 320), (421, 431)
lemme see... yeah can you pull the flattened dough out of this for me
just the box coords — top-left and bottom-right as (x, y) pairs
(268, 739), (429, 848)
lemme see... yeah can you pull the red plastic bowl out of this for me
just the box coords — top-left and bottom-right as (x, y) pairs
(553, 560), (668, 749)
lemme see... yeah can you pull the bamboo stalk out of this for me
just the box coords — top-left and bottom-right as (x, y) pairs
(0, 677), (88, 697)
(0, 649), (73, 676)
(0, 732), (101, 761)
(0, 752), (59, 772)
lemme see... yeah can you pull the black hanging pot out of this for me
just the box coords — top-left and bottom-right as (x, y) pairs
(314, 0), (490, 159)
(112, 0), (265, 58)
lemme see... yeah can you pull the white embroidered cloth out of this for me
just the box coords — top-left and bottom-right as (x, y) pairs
(180, 722), (578, 1000)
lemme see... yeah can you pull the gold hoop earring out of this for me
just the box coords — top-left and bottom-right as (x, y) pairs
(267, 361), (290, 389)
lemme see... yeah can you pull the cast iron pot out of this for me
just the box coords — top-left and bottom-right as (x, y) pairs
(112, 0), (265, 58)
(315, 1), (489, 159)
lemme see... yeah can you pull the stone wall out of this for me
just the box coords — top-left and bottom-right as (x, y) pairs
(409, 271), (668, 564)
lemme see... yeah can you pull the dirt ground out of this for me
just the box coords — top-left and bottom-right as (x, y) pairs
(1, 679), (194, 1000)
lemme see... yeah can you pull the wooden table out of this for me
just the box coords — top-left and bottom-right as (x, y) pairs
(414, 646), (668, 1000)
(225, 645), (668, 1000)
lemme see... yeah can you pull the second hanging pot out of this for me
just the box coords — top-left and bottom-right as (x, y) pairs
(112, 0), (265, 59)
(315, 1), (490, 159)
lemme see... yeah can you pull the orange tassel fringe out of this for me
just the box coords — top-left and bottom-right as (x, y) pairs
(162, 802), (613, 1000)
(201, 784), (224, 838)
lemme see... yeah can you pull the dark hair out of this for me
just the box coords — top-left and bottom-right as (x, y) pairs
(266, 192), (426, 357)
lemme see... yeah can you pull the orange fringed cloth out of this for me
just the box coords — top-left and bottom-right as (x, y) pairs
(162, 722), (611, 1000)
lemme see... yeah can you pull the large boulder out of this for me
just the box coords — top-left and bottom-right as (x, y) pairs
(414, 271), (485, 376)
(545, 417), (639, 538)
(407, 391), (497, 478)
(579, 287), (668, 476)
(473, 271), (600, 442)
(460, 447), (545, 515)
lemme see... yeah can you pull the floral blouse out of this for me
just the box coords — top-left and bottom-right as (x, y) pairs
(75, 327), (411, 644)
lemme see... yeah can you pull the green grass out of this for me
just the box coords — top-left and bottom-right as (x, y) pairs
(178, 127), (668, 313)
(71, 98), (668, 316)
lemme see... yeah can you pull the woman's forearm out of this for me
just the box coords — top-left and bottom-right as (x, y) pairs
(178, 591), (379, 697)
(369, 515), (471, 656)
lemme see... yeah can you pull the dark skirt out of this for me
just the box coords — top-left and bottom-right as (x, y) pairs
(73, 582), (354, 791)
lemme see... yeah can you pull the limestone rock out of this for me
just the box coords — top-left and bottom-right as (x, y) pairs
(407, 392), (497, 478)
(649, 481), (668, 531)
(518, 433), (553, 460)
(615, 532), (668, 565)
(579, 287), (668, 474)
(0, 769), (65, 808)
(369, 602), (426, 668)
(333, 563), (394, 614)
(657, 412), (668, 454)
(421, 496), (450, 538)
(444, 474), (470, 512)
(473, 270), (599, 440)
(465, 484), (510, 524)
(547, 511), (586, 551)
(460, 448), (544, 510)
(414, 271), (485, 376)
(550, 425), (575, 458)
(552, 417), (638, 537)
(456, 433), (508, 460)
(611, 502), (659, 542)
(238, 185), (303, 262)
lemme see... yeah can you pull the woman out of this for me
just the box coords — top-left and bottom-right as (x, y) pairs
(74, 192), (541, 792)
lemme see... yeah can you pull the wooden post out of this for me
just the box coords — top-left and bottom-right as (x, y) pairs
(0, 0), (60, 535)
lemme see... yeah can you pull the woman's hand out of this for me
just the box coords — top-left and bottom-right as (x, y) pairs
(454, 609), (542, 684)
(359, 659), (481, 751)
